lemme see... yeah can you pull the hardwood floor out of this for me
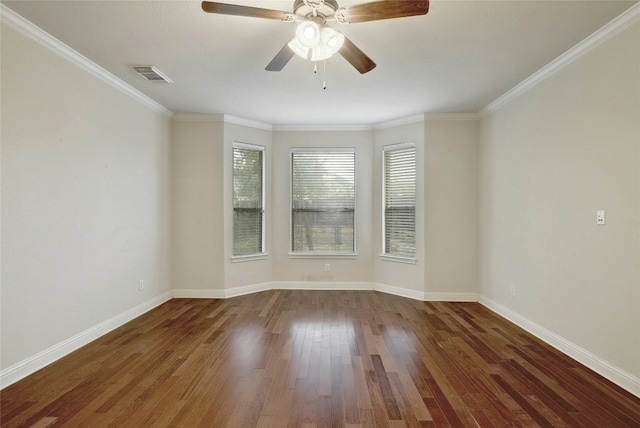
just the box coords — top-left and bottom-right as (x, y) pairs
(2, 290), (639, 427)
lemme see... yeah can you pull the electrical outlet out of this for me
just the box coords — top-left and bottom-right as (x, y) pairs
(324, 264), (331, 272)
(139, 279), (144, 291)
(510, 285), (516, 297)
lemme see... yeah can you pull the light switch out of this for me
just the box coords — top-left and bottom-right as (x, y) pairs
(596, 210), (605, 225)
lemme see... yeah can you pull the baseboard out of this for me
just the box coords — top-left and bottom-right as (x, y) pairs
(173, 282), (423, 300)
(374, 283), (425, 300)
(171, 288), (227, 299)
(0, 292), (172, 390)
(423, 291), (479, 302)
(479, 296), (640, 398)
(272, 281), (375, 291)
(225, 282), (273, 298)
(172, 282), (478, 304)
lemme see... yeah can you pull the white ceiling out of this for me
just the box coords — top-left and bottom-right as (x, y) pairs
(2, 0), (637, 126)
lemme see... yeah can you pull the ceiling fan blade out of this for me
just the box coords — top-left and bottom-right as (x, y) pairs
(338, 0), (429, 23)
(339, 37), (376, 74)
(202, 1), (292, 21)
(265, 43), (295, 72)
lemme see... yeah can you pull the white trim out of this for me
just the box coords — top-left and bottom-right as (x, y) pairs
(374, 283), (425, 301)
(224, 115), (273, 131)
(424, 292), (479, 302)
(272, 281), (374, 291)
(0, 292), (172, 389)
(171, 283), (273, 299)
(374, 114), (425, 130)
(171, 113), (225, 122)
(171, 114), (272, 130)
(0, 4), (172, 117)
(231, 254), (269, 263)
(232, 141), (266, 152)
(225, 282), (273, 298)
(273, 124), (373, 132)
(290, 148), (357, 255)
(481, 2), (640, 114)
(288, 253), (358, 259)
(479, 296), (640, 398)
(378, 254), (417, 264)
(290, 146), (356, 153)
(171, 288), (227, 299)
(381, 143), (417, 259)
(382, 142), (416, 152)
(424, 113), (480, 121)
(173, 282), (428, 301)
(232, 142), (267, 258)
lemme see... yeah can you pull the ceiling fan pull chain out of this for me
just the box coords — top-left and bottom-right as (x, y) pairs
(323, 60), (327, 90)
(314, 63), (318, 74)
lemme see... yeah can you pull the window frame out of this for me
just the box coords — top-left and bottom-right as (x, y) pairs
(289, 147), (357, 257)
(232, 142), (266, 261)
(381, 142), (417, 262)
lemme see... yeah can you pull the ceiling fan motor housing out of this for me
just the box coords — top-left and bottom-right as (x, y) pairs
(293, 0), (339, 21)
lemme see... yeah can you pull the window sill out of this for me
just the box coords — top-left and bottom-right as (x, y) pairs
(289, 252), (358, 259)
(379, 254), (417, 264)
(231, 253), (269, 263)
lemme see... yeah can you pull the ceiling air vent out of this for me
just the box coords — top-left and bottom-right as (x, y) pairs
(130, 65), (173, 83)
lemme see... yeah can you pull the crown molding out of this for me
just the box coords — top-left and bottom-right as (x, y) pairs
(0, 4), (173, 117)
(481, 2), (640, 115)
(374, 114), (425, 130)
(172, 114), (272, 130)
(171, 113), (225, 122)
(273, 124), (374, 132)
(223, 114), (273, 131)
(173, 112), (480, 131)
(173, 116), (373, 131)
(424, 113), (480, 121)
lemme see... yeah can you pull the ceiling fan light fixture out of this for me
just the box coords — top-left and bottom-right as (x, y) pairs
(295, 21), (320, 48)
(288, 37), (310, 59)
(310, 46), (332, 62)
(311, 27), (344, 61)
(321, 27), (344, 51)
(202, 0), (429, 74)
(290, 24), (345, 62)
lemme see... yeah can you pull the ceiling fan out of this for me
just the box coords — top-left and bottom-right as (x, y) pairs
(201, 0), (429, 74)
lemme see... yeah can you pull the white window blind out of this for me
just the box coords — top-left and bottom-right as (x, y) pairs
(233, 143), (265, 256)
(383, 144), (416, 258)
(291, 149), (355, 253)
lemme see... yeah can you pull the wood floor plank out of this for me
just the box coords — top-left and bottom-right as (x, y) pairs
(2, 290), (638, 427)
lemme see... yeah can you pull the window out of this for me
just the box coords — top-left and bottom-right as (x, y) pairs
(233, 143), (265, 257)
(291, 149), (355, 254)
(383, 143), (416, 258)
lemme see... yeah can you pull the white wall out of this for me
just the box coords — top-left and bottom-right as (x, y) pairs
(1, 23), (172, 372)
(424, 118), (479, 299)
(479, 21), (640, 385)
(171, 118), (225, 293)
(223, 122), (273, 290)
(172, 120), (480, 301)
(373, 117), (479, 300)
(374, 121), (426, 296)
(171, 117), (275, 296)
(271, 130), (376, 285)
